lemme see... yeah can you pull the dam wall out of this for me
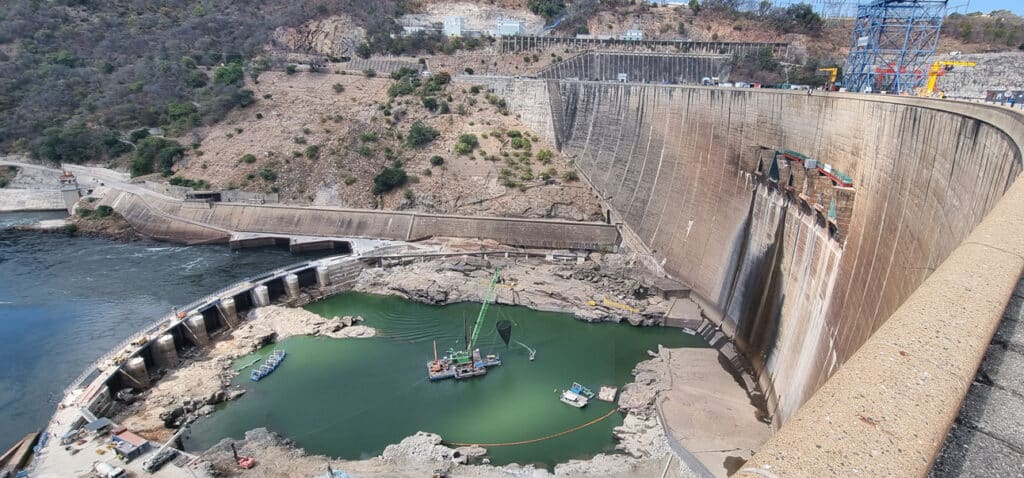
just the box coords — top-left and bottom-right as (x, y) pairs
(536, 52), (731, 85)
(493, 77), (1024, 423)
(104, 189), (620, 250)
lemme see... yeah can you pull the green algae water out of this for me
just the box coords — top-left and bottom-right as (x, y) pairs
(184, 292), (705, 467)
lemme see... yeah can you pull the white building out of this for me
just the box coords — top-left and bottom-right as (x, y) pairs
(621, 29), (644, 41)
(495, 19), (524, 37)
(443, 16), (465, 37)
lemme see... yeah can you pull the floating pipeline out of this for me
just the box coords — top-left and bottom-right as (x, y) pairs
(250, 349), (286, 382)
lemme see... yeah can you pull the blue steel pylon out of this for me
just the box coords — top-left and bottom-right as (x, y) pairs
(843, 0), (947, 94)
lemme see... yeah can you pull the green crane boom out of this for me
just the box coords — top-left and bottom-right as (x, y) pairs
(467, 268), (501, 353)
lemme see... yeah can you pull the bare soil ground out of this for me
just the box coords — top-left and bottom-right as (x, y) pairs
(171, 70), (601, 220)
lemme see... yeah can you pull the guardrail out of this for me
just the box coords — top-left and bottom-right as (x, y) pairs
(57, 254), (356, 404)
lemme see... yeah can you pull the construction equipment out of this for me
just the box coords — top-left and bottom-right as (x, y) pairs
(919, 60), (976, 97)
(426, 269), (503, 380)
(231, 443), (255, 469)
(818, 67), (839, 90)
(143, 420), (189, 472)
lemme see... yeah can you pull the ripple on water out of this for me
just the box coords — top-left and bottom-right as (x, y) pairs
(0, 212), (312, 451)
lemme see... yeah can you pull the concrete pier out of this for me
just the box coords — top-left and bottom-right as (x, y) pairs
(217, 297), (239, 328)
(152, 334), (178, 369)
(251, 285), (270, 308)
(121, 357), (150, 389)
(284, 274), (300, 300)
(184, 314), (209, 347)
(315, 265), (331, 289)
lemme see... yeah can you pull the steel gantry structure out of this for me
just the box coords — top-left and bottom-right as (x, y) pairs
(843, 0), (947, 94)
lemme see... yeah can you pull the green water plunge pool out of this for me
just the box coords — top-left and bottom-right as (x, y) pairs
(183, 292), (706, 468)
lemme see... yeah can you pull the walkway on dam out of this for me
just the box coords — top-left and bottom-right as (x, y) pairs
(931, 276), (1024, 477)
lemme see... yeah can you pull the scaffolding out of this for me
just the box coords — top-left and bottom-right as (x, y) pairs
(843, 0), (947, 94)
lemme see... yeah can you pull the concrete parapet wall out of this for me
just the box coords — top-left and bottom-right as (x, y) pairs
(499, 36), (788, 58)
(105, 188), (619, 250)
(492, 76), (1024, 427)
(537, 52), (731, 85)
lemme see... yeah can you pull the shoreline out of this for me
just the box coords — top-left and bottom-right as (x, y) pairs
(30, 245), (759, 478)
(109, 252), (706, 477)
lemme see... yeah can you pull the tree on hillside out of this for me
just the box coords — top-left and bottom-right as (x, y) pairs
(529, 0), (566, 20)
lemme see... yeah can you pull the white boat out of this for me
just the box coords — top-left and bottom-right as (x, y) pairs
(560, 389), (588, 408)
(560, 382), (595, 408)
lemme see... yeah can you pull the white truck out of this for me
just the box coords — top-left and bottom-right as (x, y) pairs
(94, 461), (127, 478)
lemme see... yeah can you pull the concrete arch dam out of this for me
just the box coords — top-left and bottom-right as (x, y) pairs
(485, 77), (1024, 425)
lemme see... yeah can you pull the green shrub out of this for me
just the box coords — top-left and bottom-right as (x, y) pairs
(241, 154), (257, 164)
(293, 136), (307, 144)
(458, 133), (478, 148)
(214, 61), (244, 85)
(332, 83), (345, 93)
(258, 168), (277, 181)
(129, 128), (150, 143)
(131, 137), (184, 176)
(63, 223), (78, 235)
(358, 131), (379, 142)
(363, 68), (377, 77)
(373, 167), (408, 194)
(537, 149), (553, 163)
(304, 144), (320, 159)
(343, 175), (357, 185)
(406, 121), (439, 147)
(562, 169), (579, 181)
(403, 188), (415, 200)
(454, 142), (473, 155)
(510, 137), (531, 150)
(421, 96), (438, 111)
(285, 64), (297, 75)
(422, 168), (432, 176)
(429, 155), (444, 166)
(358, 145), (374, 156)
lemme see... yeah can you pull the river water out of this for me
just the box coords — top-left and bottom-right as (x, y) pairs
(0, 211), (307, 451)
(184, 292), (705, 468)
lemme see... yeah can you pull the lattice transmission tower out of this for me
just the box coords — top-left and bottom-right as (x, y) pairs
(843, 0), (947, 94)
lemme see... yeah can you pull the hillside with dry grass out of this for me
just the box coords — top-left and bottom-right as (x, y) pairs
(167, 68), (600, 221)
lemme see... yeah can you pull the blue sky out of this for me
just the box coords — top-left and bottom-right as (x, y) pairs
(957, 0), (1024, 15)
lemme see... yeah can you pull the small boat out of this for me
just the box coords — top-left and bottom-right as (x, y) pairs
(560, 382), (595, 408)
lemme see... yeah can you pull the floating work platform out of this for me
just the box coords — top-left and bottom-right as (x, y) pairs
(250, 349), (286, 381)
(427, 349), (502, 381)
(560, 382), (595, 408)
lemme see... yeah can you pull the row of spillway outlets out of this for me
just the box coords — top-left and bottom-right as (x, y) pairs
(112, 263), (335, 394)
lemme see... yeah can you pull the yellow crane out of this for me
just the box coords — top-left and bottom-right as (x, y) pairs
(818, 67), (838, 88)
(920, 60), (976, 97)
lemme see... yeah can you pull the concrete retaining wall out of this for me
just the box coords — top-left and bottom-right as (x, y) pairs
(104, 189), (620, 250)
(0, 189), (66, 212)
(493, 77), (1024, 426)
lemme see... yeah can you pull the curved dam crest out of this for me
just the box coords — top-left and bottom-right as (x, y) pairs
(480, 76), (1024, 423)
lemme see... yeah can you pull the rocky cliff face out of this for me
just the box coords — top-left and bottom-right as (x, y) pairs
(271, 15), (365, 57)
(935, 52), (1024, 98)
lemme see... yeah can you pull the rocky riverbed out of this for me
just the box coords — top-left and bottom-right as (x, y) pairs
(114, 306), (375, 442)
(112, 250), (708, 477)
(354, 252), (687, 326)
